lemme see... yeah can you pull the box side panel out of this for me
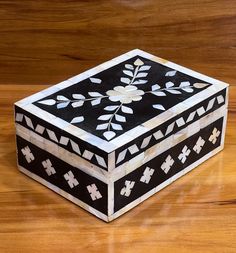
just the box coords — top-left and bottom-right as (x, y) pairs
(112, 116), (224, 216)
(14, 105), (109, 171)
(16, 135), (108, 217)
(114, 88), (227, 168)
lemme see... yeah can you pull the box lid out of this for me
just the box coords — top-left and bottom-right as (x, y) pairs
(15, 49), (228, 172)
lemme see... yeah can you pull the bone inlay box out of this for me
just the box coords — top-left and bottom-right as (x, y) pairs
(15, 49), (228, 222)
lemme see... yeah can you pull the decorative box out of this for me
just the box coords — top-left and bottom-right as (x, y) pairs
(15, 49), (228, 222)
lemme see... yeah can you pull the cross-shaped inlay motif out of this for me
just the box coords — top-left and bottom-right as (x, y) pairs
(161, 155), (174, 174)
(120, 180), (135, 197)
(178, 145), (191, 164)
(42, 159), (56, 176)
(140, 167), (154, 184)
(87, 184), (102, 201)
(21, 146), (34, 163)
(193, 136), (205, 154)
(64, 171), (79, 188)
(209, 128), (221, 144)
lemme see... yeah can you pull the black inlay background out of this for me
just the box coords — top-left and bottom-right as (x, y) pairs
(34, 56), (211, 140)
(15, 106), (109, 170)
(114, 117), (223, 212)
(115, 89), (226, 166)
(17, 136), (108, 215)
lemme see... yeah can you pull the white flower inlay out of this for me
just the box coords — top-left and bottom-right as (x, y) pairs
(106, 85), (144, 104)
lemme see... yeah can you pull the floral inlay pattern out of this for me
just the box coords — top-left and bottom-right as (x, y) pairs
(37, 58), (209, 140)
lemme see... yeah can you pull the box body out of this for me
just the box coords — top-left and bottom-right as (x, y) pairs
(15, 49), (228, 222)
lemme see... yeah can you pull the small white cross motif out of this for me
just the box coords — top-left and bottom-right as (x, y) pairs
(42, 159), (56, 176)
(87, 184), (102, 201)
(178, 145), (191, 164)
(161, 155), (174, 174)
(140, 167), (154, 184)
(120, 180), (135, 197)
(209, 128), (221, 144)
(64, 171), (79, 188)
(21, 146), (34, 163)
(193, 136), (205, 154)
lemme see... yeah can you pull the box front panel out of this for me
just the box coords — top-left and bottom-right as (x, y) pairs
(113, 116), (224, 213)
(16, 135), (108, 216)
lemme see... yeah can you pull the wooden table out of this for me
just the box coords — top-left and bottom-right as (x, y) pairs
(0, 1), (235, 252)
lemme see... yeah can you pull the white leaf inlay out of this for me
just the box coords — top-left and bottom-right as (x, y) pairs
(121, 105), (133, 114)
(71, 116), (84, 123)
(139, 65), (151, 71)
(165, 82), (174, 88)
(136, 72), (148, 78)
(72, 101), (84, 108)
(166, 89), (182, 94)
(98, 114), (112, 120)
(57, 95), (68, 101)
(132, 79), (147, 85)
(151, 91), (166, 96)
(165, 70), (177, 76)
(153, 104), (165, 110)
(91, 98), (101, 106)
(90, 78), (102, 84)
(72, 94), (85, 99)
(111, 123), (123, 130)
(115, 114), (126, 122)
(180, 81), (191, 87)
(151, 84), (161, 91)
(103, 131), (116, 140)
(120, 77), (131, 84)
(193, 83), (209, 89)
(123, 70), (133, 77)
(38, 99), (56, 105)
(125, 64), (134, 70)
(57, 102), (69, 109)
(96, 123), (109, 130)
(104, 105), (119, 111)
(88, 92), (103, 97)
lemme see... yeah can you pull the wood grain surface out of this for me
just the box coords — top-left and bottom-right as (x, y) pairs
(0, 1), (236, 252)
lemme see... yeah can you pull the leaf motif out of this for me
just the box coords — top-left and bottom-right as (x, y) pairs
(57, 102), (69, 109)
(165, 70), (177, 76)
(121, 105), (133, 114)
(103, 131), (116, 140)
(98, 114), (112, 121)
(89, 77), (102, 84)
(193, 83), (209, 89)
(180, 81), (191, 87)
(132, 79), (147, 85)
(96, 123), (109, 130)
(123, 70), (133, 77)
(165, 82), (174, 88)
(182, 87), (194, 93)
(152, 84), (161, 91)
(115, 114), (126, 122)
(88, 92), (103, 97)
(91, 98), (101, 106)
(151, 91), (166, 96)
(104, 105), (119, 111)
(72, 101), (84, 108)
(134, 58), (144, 66)
(125, 64), (134, 70)
(166, 89), (182, 94)
(136, 72), (148, 78)
(72, 94), (85, 99)
(70, 116), (84, 123)
(111, 123), (123, 130)
(153, 104), (165, 110)
(38, 99), (56, 105)
(57, 95), (68, 101)
(139, 65), (151, 71)
(120, 77), (131, 84)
